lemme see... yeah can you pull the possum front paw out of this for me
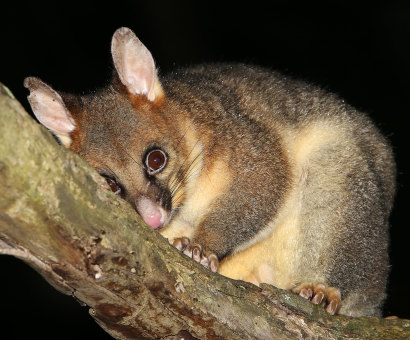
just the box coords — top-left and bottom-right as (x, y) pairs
(292, 282), (341, 315)
(173, 237), (219, 273)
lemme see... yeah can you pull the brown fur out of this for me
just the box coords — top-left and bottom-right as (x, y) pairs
(24, 28), (395, 317)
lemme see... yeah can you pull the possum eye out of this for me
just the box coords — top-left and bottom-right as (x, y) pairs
(145, 149), (167, 174)
(103, 176), (122, 195)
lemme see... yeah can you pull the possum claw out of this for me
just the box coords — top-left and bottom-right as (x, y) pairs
(292, 282), (341, 315)
(173, 237), (219, 272)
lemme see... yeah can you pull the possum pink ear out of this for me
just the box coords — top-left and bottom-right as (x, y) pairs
(24, 77), (76, 147)
(111, 27), (164, 102)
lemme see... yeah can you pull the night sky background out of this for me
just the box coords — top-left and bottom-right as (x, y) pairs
(1, 2), (409, 338)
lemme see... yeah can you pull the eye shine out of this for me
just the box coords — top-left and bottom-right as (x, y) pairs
(145, 149), (167, 174)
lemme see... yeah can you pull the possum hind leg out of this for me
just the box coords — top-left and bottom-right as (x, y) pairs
(292, 126), (390, 317)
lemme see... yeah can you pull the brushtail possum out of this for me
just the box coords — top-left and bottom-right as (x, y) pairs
(24, 27), (395, 317)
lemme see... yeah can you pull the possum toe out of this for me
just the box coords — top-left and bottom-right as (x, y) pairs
(173, 237), (190, 251)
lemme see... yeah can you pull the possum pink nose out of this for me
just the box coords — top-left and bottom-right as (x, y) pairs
(136, 197), (166, 230)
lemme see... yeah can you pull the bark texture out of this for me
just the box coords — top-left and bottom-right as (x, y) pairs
(0, 83), (409, 339)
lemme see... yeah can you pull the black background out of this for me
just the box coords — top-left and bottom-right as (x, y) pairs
(1, 2), (409, 338)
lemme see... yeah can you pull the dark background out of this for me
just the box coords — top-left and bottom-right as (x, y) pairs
(1, 2), (409, 338)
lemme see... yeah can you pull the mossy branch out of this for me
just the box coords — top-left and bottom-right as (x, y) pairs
(0, 83), (409, 339)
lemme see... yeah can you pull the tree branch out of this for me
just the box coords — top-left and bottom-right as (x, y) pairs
(0, 83), (409, 339)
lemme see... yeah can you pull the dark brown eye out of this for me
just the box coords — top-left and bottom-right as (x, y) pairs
(104, 177), (121, 195)
(146, 149), (167, 174)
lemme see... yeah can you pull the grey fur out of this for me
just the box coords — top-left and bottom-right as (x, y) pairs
(25, 31), (395, 317)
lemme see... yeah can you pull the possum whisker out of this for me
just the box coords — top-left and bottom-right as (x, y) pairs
(169, 149), (203, 206)
(168, 136), (203, 190)
(169, 147), (203, 192)
(168, 137), (203, 190)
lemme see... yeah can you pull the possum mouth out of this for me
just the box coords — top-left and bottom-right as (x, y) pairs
(136, 196), (168, 230)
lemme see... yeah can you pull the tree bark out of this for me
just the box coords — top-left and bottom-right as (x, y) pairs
(0, 83), (409, 339)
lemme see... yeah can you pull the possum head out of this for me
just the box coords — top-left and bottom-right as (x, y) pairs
(24, 27), (196, 230)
